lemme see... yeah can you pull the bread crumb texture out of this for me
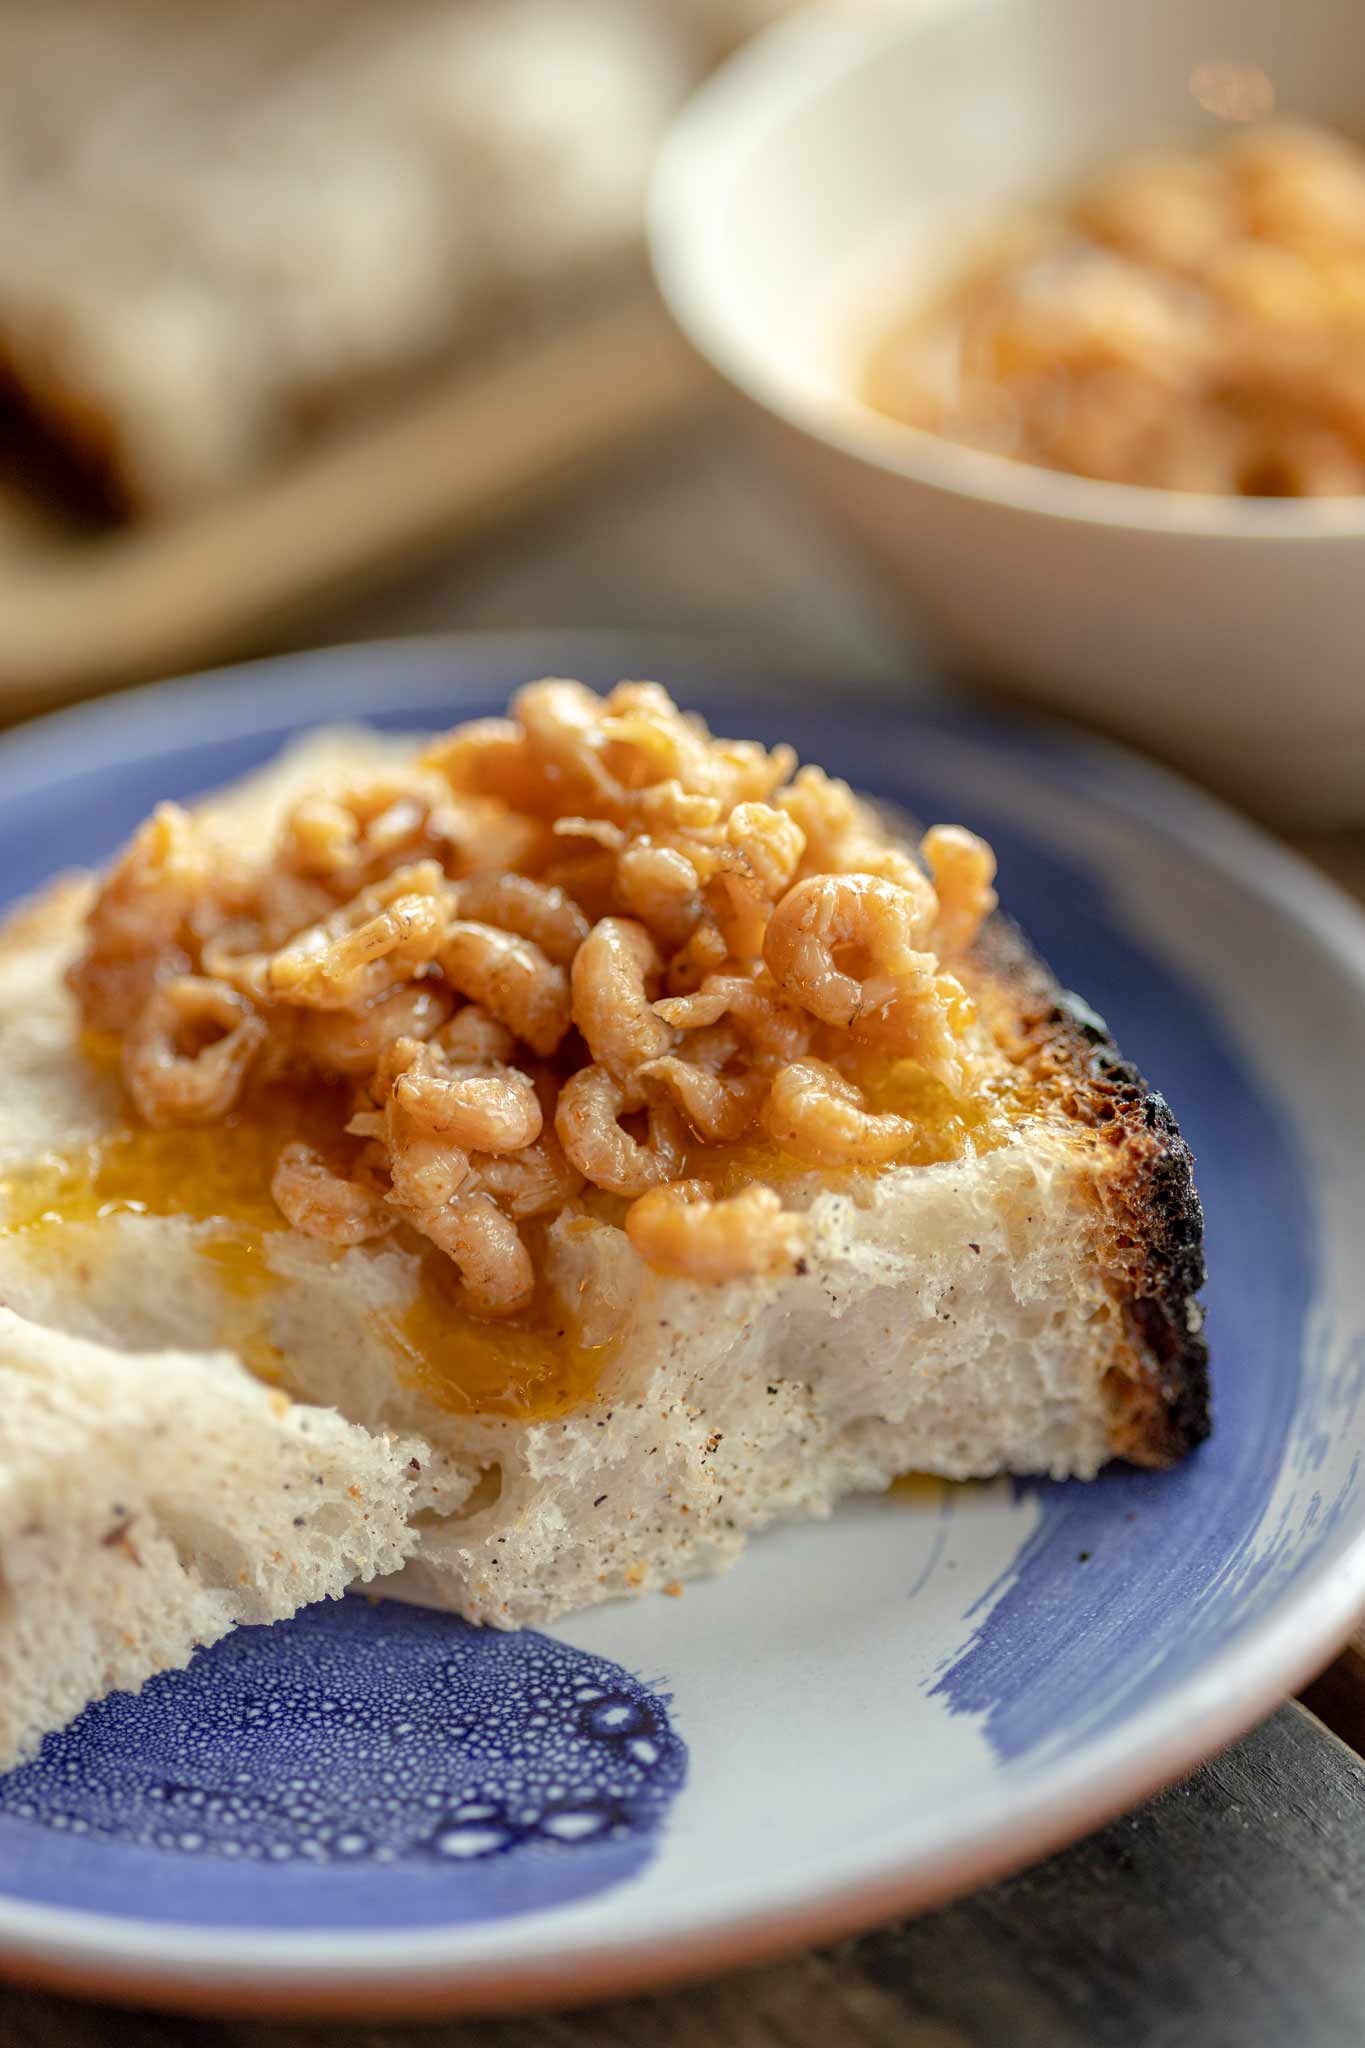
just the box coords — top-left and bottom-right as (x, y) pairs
(0, 1305), (421, 1771)
(0, 685), (1207, 1643)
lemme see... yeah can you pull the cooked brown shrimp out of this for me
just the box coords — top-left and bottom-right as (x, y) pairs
(267, 863), (450, 1010)
(436, 1003), (517, 1066)
(453, 802), (555, 880)
(555, 1063), (686, 1197)
(195, 920), (269, 1005)
(467, 1131), (585, 1218)
(603, 685), (796, 813)
(625, 1178), (806, 1281)
(303, 983), (454, 1077)
(283, 770), (465, 891)
(922, 825), (998, 956)
(712, 738), (798, 808)
(570, 917), (674, 1075)
(763, 872), (937, 1039)
(637, 1027), (769, 1144)
(724, 803), (806, 902)
(761, 1058), (915, 1168)
(415, 1194), (535, 1317)
(777, 766), (867, 871)
(71, 804), (216, 1030)
(270, 1141), (392, 1245)
(663, 920), (731, 995)
(601, 681), (722, 797)
(553, 815), (625, 851)
(84, 804), (212, 957)
(384, 1122), (535, 1315)
(616, 841), (705, 949)
(122, 977), (267, 1126)
(777, 769), (927, 892)
(631, 778), (724, 839)
(73, 677), (1001, 1294)
(241, 868), (339, 951)
(420, 718), (535, 807)
(709, 801), (804, 961)
(656, 971), (812, 1062)
(384, 1099), (472, 1216)
(537, 843), (622, 926)
(514, 678), (625, 816)
(389, 1044), (543, 1155)
(440, 922), (571, 1057)
(455, 870), (590, 967)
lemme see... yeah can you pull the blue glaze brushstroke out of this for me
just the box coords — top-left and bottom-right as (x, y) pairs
(0, 1600), (686, 1929)
(0, 650), (1353, 1861)
(874, 787), (1319, 1761)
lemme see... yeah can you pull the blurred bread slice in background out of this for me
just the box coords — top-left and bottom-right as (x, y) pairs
(0, 0), (830, 709)
(680, 0), (904, 41)
(0, 0), (702, 512)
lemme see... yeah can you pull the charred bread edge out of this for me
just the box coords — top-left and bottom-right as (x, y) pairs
(970, 913), (1211, 1468)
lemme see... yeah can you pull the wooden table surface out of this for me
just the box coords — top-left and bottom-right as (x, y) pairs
(6, 427), (1365, 2048)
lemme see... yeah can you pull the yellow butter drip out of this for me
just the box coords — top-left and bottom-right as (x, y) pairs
(0, 1083), (607, 1420)
(0, 1031), (1014, 1419)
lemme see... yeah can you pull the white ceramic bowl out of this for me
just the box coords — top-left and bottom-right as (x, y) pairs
(650, 0), (1365, 822)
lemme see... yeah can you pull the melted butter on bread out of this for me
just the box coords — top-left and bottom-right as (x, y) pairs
(0, 1028), (1017, 1418)
(0, 1070), (613, 1422)
(0, 716), (1210, 1636)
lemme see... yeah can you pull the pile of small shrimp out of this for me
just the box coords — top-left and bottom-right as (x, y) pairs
(70, 681), (998, 1313)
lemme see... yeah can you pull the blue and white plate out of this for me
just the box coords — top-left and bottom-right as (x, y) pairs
(1, 634), (1363, 2019)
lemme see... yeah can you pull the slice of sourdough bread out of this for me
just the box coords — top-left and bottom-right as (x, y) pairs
(0, 1305), (423, 1772)
(0, 731), (1209, 1637)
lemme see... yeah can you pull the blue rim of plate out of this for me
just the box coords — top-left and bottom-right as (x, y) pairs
(1, 630), (1365, 2020)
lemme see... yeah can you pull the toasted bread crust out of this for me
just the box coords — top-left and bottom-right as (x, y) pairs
(969, 915), (1210, 1468)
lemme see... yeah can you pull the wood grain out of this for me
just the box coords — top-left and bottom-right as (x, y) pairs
(1301, 1635), (1365, 1755)
(3, 1705), (1364, 2048)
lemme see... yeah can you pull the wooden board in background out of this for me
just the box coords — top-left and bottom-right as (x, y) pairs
(0, 284), (714, 723)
